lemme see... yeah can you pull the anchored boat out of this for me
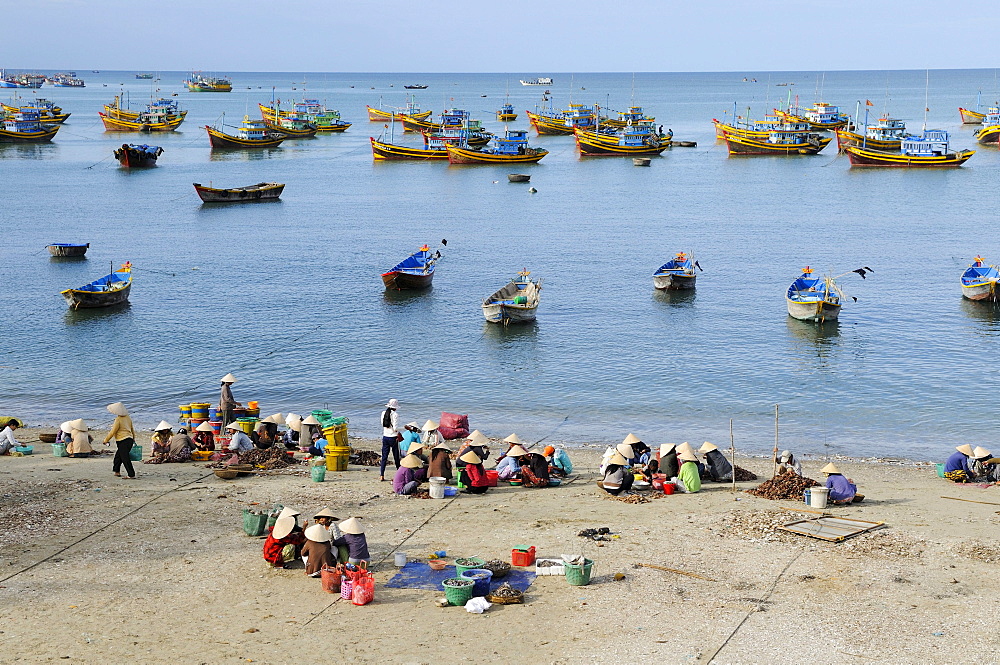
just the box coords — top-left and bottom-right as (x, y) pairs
(367, 97), (432, 122)
(526, 103), (599, 135)
(836, 114), (907, 152)
(46, 243), (89, 257)
(496, 103), (517, 121)
(520, 78), (553, 86)
(0, 109), (60, 142)
(845, 129), (974, 167)
(446, 129), (548, 164)
(61, 263), (132, 310)
(786, 267), (842, 323)
(103, 96), (185, 124)
(2, 98), (70, 123)
(960, 93), (987, 124)
(602, 106), (655, 129)
(776, 102), (850, 130)
(114, 143), (162, 167)
(381, 244), (440, 289)
(575, 121), (670, 156)
(100, 98), (185, 131)
(722, 127), (830, 155)
(205, 116), (286, 148)
(482, 270), (542, 324)
(260, 100), (350, 132)
(193, 182), (285, 203)
(185, 73), (232, 92)
(961, 256), (1000, 301)
(973, 108), (1000, 144)
(653, 252), (699, 290)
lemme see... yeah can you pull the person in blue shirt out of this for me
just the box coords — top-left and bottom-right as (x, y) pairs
(401, 422), (425, 460)
(943, 444), (975, 483)
(822, 463), (861, 504)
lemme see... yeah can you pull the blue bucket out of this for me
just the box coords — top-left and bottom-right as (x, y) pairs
(460, 568), (493, 596)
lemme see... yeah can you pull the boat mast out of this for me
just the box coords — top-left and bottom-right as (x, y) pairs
(922, 69), (929, 132)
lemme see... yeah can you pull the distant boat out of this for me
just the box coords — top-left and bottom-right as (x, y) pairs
(193, 182), (285, 203)
(61, 263), (132, 310)
(786, 266), (842, 323)
(845, 129), (974, 167)
(381, 244), (440, 289)
(653, 252), (698, 290)
(404, 84), (428, 89)
(446, 129), (548, 164)
(205, 115), (285, 148)
(960, 92), (986, 124)
(775, 102), (850, 130)
(973, 107), (1000, 144)
(114, 144), (162, 167)
(961, 256), (1000, 301)
(184, 73), (232, 92)
(496, 103), (516, 121)
(46, 243), (89, 257)
(135, 73), (154, 79)
(482, 270), (542, 324)
(520, 78), (553, 86)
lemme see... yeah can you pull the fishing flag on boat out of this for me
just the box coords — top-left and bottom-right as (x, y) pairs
(866, 100), (873, 106)
(120, 261), (132, 272)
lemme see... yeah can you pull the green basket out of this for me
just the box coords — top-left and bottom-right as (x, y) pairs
(242, 509), (268, 536)
(565, 559), (594, 586)
(442, 578), (475, 606)
(52, 443), (68, 457)
(454, 557), (486, 577)
(311, 465), (327, 482)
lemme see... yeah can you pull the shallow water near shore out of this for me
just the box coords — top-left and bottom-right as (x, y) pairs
(4, 69), (1000, 458)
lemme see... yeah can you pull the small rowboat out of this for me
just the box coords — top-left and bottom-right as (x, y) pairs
(61, 263), (132, 309)
(47, 243), (89, 257)
(482, 270), (542, 324)
(381, 244), (439, 289)
(653, 252), (698, 290)
(193, 182), (284, 203)
(786, 266), (841, 323)
(961, 256), (1000, 301)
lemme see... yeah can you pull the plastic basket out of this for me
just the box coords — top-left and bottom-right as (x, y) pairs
(320, 565), (342, 593)
(340, 578), (353, 600)
(454, 557), (485, 577)
(14, 446), (33, 455)
(51, 442), (68, 457)
(442, 578), (475, 606)
(511, 546), (536, 567)
(459, 568), (493, 596)
(129, 445), (142, 461)
(242, 509), (268, 536)
(565, 559), (594, 586)
(311, 465), (327, 482)
(935, 463), (945, 478)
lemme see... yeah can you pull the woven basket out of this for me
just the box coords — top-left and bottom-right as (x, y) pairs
(481, 560), (511, 579)
(442, 578), (474, 606)
(486, 590), (524, 605)
(215, 469), (239, 480)
(38, 433), (58, 444)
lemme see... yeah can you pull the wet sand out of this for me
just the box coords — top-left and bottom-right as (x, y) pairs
(2, 428), (999, 664)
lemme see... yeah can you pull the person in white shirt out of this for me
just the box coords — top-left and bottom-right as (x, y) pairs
(225, 423), (254, 460)
(778, 450), (802, 476)
(0, 421), (21, 455)
(380, 399), (400, 481)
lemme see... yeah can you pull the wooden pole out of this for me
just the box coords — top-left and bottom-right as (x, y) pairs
(730, 418), (736, 493)
(772, 404), (779, 478)
(941, 496), (1000, 506)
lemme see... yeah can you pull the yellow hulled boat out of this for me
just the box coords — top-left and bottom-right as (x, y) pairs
(775, 102), (850, 130)
(835, 115), (906, 152)
(723, 129), (831, 155)
(100, 108), (184, 132)
(446, 129), (548, 164)
(0, 109), (60, 142)
(973, 108), (1000, 144)
(845, 130), (974, 167)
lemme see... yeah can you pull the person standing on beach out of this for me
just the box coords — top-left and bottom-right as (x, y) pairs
(380, 399), (401, 482)
(219, 373), (240, 427)
(102, 402), (136, 479)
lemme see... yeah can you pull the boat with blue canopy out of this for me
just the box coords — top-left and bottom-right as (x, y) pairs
(446, 129), (548, 164)
(482, 270), (542, 324)
(776, 102), (850, 130)
(786, 266), (843, 323)
(653, 252), (699, 290)
(575, 120), (671, 156)
(61, 263), (132, 309)
(845, 129), (974, 167)
(961, 256), (1000, 301)
(0, 108), (60, 142)
(603, 106), (655, 129)
(526, 103), (600, 135)
(836, 113), (906, 152)
(973, 108), (1000, 144)
(114, 143), (163, 167)
(381, 244), (441, 289)
(496, 103), (516, 121)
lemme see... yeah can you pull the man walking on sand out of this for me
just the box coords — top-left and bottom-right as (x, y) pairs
(380, 399), (401, 482)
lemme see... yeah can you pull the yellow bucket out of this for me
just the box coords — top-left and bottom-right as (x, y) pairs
(325, 446), (350, 471)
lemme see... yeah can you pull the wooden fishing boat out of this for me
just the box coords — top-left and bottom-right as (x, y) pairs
(845, 130), (974, 167)
(205, 116), (286, 148)
(0, 109), (60, 142)
(961, 257), (1000, 301)
(575, 122), (670, 156)
(496, 103), (517, 121)
(446, 129), (548, 164)
(367, 97), (432, 122)
(105, 96), (186, 123)
(2, 99), (70, 123)
(114, 143), (163, 167)
(602, 106), (655, 129)
(370, 134), (461, 160)
(960, 93), (986, 124)
(713, 114), (785, 139)
(652, 252), (698, 290)
(775, 102), (850, 131)
(786, 266), (841, 323)
(185, 73), (232, 92)
(722, 128), (830, 155)
(100, 106), (184, 132)
(46, 243), (89, 257)
(482, 270), (542, 324)
(835, 115), (906, 152)
(263, 115), (318, 138)
(260, 100), (350, 132)
(193, 182), (285, 203)
(61, 264), (132, 310)
(420, 110), (492, 147)
(526, 104), (598, 135)
(973, 108), (1000, 144)
(381, 244), (438, 289)
(403, 84), (428, 89)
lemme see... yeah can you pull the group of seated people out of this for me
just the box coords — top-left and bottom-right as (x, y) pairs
(944, 444), (997, 483)
(262, 507), (370, 575)
(598, 434), (732, 495)
(390, 427), (574, 496)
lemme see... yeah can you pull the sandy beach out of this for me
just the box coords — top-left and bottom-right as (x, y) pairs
(2, 428), (999, 664)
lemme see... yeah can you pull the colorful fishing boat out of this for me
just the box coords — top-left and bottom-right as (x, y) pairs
(114, 143), (162, 167)
(419, 110), (492, 147)
(260, 100), (350, 132)
(446, 129), (548, 164)
(786, 267), (842, 323)
(46, 243), (89, 257)
(526, 103), (599, 135)
(960, 93), (986, 124)
(776, 102), (850, 130)
(973, 108), (1000, 144)
(370, 134), (461, 160)
(722, 127), (830, 155)
(205, 116), (286, 148)
(0, 109), (60, 142)
(367, 97), (432, 122)
(49, 73), (85, 88)
(100, 105), (184, 132)
(652, 252), (698, 290)
(961, 257), (1000, 301)
(835, 115), (906, 152)
(482, 270), (542, 324)
(575, 121), (670, 156)
(264, 114), (317, 138)
(496, 103), (517, 121)
(713, 113), (787, 139)
(381, 244), (439, 289)
(61, 263), (132, 310)
(193, 182), (285, 203)
(845, 129), (974, 167)
(602, 106), (655, 129)
(104, 96), (186, 123)
(185, 73), (232, 92)
(135, 73), (154, 79)
(2, 98), (70, 123)
(6, 73), (45, 89)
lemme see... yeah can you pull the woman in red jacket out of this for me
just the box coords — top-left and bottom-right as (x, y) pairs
(458, 451), (490, 494)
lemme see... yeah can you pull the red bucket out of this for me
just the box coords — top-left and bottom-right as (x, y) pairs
(663, 483), (675, 495)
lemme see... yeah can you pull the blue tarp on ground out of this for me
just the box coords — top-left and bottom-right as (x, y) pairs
(384, 562), (536, 592)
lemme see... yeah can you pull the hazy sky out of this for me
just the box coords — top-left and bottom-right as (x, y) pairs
(3, 0), (995, 72)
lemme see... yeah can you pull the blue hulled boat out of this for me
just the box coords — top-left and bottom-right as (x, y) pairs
(381, 244), (440, 289)
(786, 266), (842, 322)
(60, 263), (133, 309)
(653, 252), (698, 290)
(961, 256), (1000, 301)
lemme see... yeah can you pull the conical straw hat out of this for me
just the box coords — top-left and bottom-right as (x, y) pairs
(616, 443), (635, 458)
(302, 415), (320, 426)
(608, 452), (628, 466)
(277, 507), (301, 520)
(304, 524), (331, 543)
(973, 446), (992, 459)
(263, 413), (283, 425)
(676, 442), (695, 456)
(699, 441), (718, 453)
(60, 421), (73, 433)
(285, 413), (301, 426)
(506, 445), (528, 457)
(196, 421), (214, 432)
(956, 444), (974, 456)
(339, 517), (364, 534)
(272, 516), (295, 540)
(821, 463), (840, 474)
(225, 422), (241, 431)
(659, 443), (676, 457)
(153, 420), (173, 431)
(106, 402), (128, 417)
(221, 373), (237, 383)
(422, 419), (439, 431)
(679, 451), (698, 462)
(400, 454), (422, 469)
(69, 418), (88, 432)
(314, 507), (338, 519)
(459, 450), (482, 464)
(622, 433), (642, 445)
(467, 430), (489, 446)
(408, 441), (425, 454)
(433, 442), (452, 451)
(503, 433), (523, 445)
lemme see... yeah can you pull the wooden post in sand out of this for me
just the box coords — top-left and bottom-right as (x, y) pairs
(772, 404), (779, 478)
(729, 419), (736, 493)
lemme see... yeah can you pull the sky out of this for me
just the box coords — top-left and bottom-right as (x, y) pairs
(2, 0), (996, 73)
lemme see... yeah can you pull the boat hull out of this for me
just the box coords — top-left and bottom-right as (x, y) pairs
(47, 244), (89, 257)
(723, 133), (830, 155)
(367, 106), (432, 122)
(371, 137), (448, 160)
(576, 132), (668, 156)
(962, 281), (998, 301)
(787, 298), (840, 322)
(193, 182), (284, 203)
(482, 303), (538, 324)
(835, 130), (901, 152)
(100, 112), (183, 132)
(401, 115), (440, 132)
(205, 126), (284, 149)
(497, 112), (517, 121)
(527, 111), (575, 135)
(62, 283), (131, 310)
(446, 145), (548, 164)
(653, 273), (696, 290)
(974, 125), (1000, 144)
(845, 146), (975, 167)
(317, 122), (351, 132)
(960, 107), (985, 124)
(114, 145), (161, 167)
(263, 121), (317, 138)
(482, 277), (541, 324)
(0, 125), (59, 142)
(381, 271), (433, 290)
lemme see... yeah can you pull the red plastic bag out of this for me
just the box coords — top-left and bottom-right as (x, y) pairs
(438, 412), (470, 440)
(351, 572), (375, 606)
(320, 565), (341, 593)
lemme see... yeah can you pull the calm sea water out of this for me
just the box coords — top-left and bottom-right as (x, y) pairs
(4, 69), (1000, 460)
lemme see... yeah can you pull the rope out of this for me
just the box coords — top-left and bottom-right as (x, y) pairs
(0, 470), (215, 586)
(302, 495), (457, 626)
(84, 154), (114, 170)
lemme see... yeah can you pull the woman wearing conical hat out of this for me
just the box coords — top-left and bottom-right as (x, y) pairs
(102, 402), (136, 479)
(421, 419), (442, 448)
(192, 421), (216, 451)
(676, 450), (701, 493)
(301, 523), (335, 577)
(458, 450), (490, 494)
(970, 447), (997, 482)
(597, 452), (633, 495)
(822, 463), (861, 504)
(456, 430), (491, 469)
(496, 443), (529, 481)
(698, 442), (732, 483)
(151, 421), (173, 456)
(943, 444), (976, 483)
(262, 507), (306, 568)
(655, 444), (679, 480)
(521, 449), (551, 488)
(65, 419), (94, 458)
(331, 517), (370, 565)
(393, 454), (426, 495)
(428, 440), (453, 482)
(219, 373), (241, 429)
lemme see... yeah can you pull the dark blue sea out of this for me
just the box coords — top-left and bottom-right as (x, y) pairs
(4, 69), (1000, 460)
